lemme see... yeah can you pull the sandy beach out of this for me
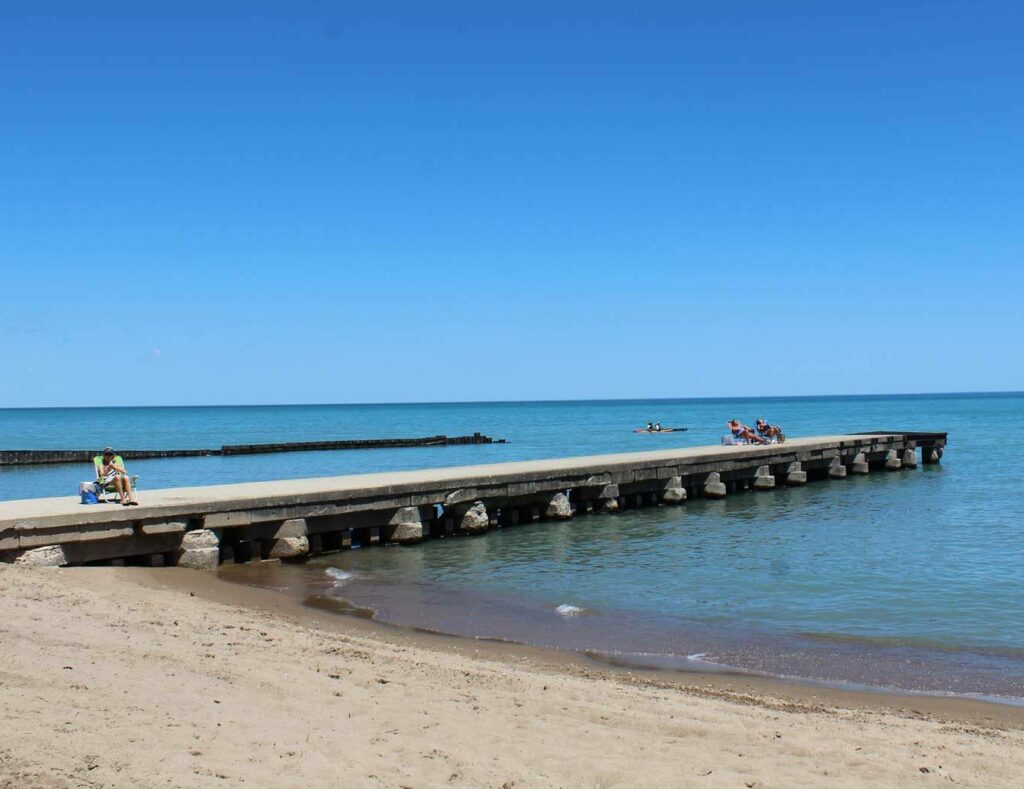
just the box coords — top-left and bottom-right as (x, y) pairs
(1, 566), (1022, 788)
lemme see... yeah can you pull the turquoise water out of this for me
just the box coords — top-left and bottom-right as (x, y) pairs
(6, 393), (1024, 697)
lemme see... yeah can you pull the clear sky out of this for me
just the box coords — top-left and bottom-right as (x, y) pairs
(2, 2), (1021, 407)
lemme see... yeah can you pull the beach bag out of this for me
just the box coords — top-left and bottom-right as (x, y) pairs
(79, 481), (100, 504)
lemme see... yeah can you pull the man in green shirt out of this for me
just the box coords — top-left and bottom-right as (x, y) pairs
(93, 447), (138, 505)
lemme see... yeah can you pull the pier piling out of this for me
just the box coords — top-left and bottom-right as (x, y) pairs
(662, 476), (687, 504)
(785, 462), (808, 485)
(753, 466), (776, 491)
(704, 472), (728, 499)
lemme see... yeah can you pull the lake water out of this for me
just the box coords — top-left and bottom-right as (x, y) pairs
(4, 393), (1023, 699)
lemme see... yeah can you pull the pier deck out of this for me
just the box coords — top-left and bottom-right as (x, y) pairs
(0, 432), (946, 568)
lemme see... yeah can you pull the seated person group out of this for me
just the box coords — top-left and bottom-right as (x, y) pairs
(727, 419), (785, 444)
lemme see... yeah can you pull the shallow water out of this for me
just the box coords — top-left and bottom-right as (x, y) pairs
(5, 393), (1024, 698)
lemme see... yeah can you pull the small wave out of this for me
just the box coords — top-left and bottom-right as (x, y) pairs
(555, 603), (584, 616)
(325, 568), (353, 584)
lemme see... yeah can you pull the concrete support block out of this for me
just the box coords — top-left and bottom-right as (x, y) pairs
(828, 456), (847, 479)
(458, 501), (490, 534)
(274, 518), (308, 539)
(13, 545), (67, 567)
(704, 472), (727, 499)
(885, 450), (902, 471)
(752, 465), (776, 491)
(901, 448), (917, 468)
(851, 453), (870, 474)
(177, 529), (220, 570)
(596, 484), (620, 513)
(390, 522), (424, 544)
(181, 529), (218, 550)
(268, 536), (310, 560)
(922, 447), (943, 464)
(177, 547), (219, 570)
(662, 476), (687, 504)
(785, 462), (808, 486)
(545, 493), (573, 521)
(383, 507), (425, 544)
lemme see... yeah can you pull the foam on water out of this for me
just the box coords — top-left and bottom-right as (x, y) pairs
(325, 568), (353, 584)
(555, 603), (584, 616)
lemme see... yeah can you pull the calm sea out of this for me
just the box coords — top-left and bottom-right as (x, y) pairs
(4, 394), (1023, 699)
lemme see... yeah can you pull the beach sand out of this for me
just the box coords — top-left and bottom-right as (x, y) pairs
(2, 566), (1023, 788)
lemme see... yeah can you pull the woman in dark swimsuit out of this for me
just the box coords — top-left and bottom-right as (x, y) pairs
(755, 419), (785, 443)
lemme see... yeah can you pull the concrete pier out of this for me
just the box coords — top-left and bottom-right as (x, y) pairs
(0, 433), (946, 569)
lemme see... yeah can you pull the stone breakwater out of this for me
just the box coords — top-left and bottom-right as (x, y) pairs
(0, 433), (946, 569)
(0, 433), (502, 466)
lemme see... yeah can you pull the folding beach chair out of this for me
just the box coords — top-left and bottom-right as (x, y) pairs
(91, 454), (140, 503)
(97, 475), (140, 503)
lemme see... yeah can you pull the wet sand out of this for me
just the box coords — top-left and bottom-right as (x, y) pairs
(2, 565), (1023, 788)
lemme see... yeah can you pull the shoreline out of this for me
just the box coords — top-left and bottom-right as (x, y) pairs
(3, 565), (1024, 788)
(200, 565), (1024, 724)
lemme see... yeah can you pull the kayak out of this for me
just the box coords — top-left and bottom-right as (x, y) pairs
(633, 427), (687, 434)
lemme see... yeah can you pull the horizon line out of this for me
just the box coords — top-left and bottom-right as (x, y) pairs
(0, 389), (1021, 411)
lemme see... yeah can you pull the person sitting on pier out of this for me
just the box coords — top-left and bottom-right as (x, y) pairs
(755, 418), (786, 443)
(93, 447), (138, 505)
(728, 420), (767, 445)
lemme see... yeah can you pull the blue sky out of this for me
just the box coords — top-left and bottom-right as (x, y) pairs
(2, 2), (1021, 407)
